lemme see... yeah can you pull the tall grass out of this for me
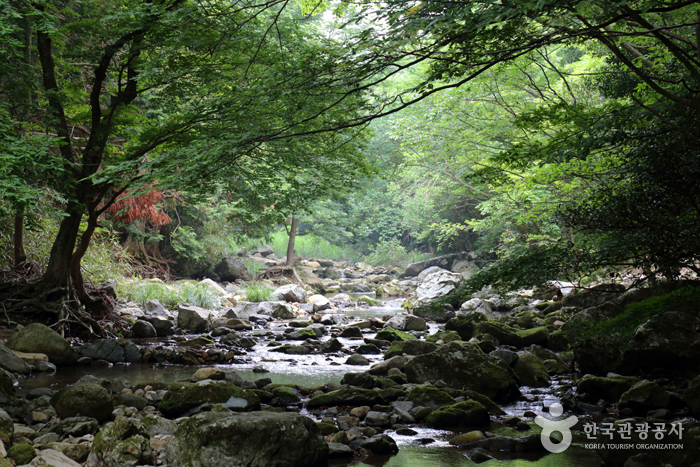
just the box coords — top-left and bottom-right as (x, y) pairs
(247, 230), (360, 262)
(117, 280), (219, 309)
(364, 239), (430, 268)
(243, 258), (266, 277)
(242, 281), (275, 302)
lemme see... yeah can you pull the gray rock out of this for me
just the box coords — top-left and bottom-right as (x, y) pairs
(328, 442), (353, 458)
(50, 416), (100, 437)
(273, 284), (308, 303)
(6, 323), (77, 366)
(214, 257), (251, 282)
(177, 304), (213, 333)
(51, 384), (114, 422)
(346, 354), (369, 365)
(411, 269), (464, 322)
(25, 449), (82, 467)
(79, 340), (125, 363)
(0, 342), (31, 374)
(131, 320), (157, 338)
(401, 252), (473, 277)
(349, 434), (399, 455)
(364, 411), (391, 427)
(144, 316), (174, 336)
(144, 299), (169, 318)
(237, 301), (296, 320)
(165, 411), (328, 467)
(489, 349), (519, 366)
(404, 341), (520, 403)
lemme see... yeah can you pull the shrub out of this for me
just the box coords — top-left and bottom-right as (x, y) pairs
(242, 281), (274, 302)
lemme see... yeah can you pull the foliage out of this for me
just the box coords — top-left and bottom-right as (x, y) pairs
(117, 280), (219, 309)
(248, 230), (360, 262)
(242, 281), (275, 302)
(364, 238), (429, 268)
(243, 259), (266, 278)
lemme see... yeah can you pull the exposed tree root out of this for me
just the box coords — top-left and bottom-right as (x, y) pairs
(258, 266), (304, 286)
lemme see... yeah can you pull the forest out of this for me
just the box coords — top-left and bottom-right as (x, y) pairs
(1, 1), (700, 466)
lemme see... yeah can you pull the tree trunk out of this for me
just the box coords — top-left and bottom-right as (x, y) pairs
(286, 216), (298, 266)
(71, 207), (98, 303)
(41, 200), (83, 293)
(14, 214), (27, 269)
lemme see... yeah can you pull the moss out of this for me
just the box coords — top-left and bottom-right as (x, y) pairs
(272, 386), (301, 405)
(407, 386), (456, 409)
(357, 296), (380, 306)
(141, 415), (158, 427)
(384, 341), (406, 359)
(378, 377), (398, 388)
(7, 444), (37, 465)
(248, 388), (274, 404)
(473, 321), (523, 347)
(317, 422), (339, 435)
(378, 387), (406, 402)
(491, 423), (545, 439)
(424, 401), (489, 428)
(445, 313), (487, 340)
(426, 330), (461, 343)
(211, 403), (232, 413)
(512, 353), (551, 387)
(375, 328), (416, 342)
(158, 381), (260, 417)
(534, 301), (554, 311)
(295, 328), (318, 339)
(462, 390), (503, 415)
(515, 326), (549, 346)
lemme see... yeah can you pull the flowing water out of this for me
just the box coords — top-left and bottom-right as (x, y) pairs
(15, 299), (603, 466)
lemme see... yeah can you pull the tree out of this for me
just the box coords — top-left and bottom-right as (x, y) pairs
(1, 0), (371, 317)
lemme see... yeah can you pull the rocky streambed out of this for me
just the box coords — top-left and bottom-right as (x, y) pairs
(1, 259), (700, 467)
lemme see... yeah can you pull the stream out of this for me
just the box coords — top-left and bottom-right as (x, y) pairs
(14, 298), (604, 466)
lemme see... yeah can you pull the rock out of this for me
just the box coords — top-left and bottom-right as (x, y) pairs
(86, 417), (154, 467)
(547, 283), (626, 314)
(308, 295), (331, 312)
(466, 447), (493, 463)
(515, 327), (549, 347)
(368, 356), (411, 375)
(327, 442), (353, 458)
(10, 350), (48, 366)
(460, 298), (493, 319)
(512, 352), (551, 387)
(445, 313), (487, 341)
(6, 323), (77, 366)
(375, 328), (416, 342)
(251, 245), (275, 257)
(79, 340), (125, 363)
(489, 349), (519, 366)
(404, 341), (520, 403)
(43, 443), (91, 464)
(406, 386), (456, 410)
(143, 299), (169, 318)
(424, 401), (490, 428)
(425, 330), (461, 344)
(0, 408), (13, 446)
(307, 388), (382, 408)
(357, 344), (381, 355)
(364, 411), (391, 427)
(323, 267), (340, 280)
(383, 314), (426, 331)
(131, 320), (157, 338)
(385, 340), (437, 359)
(22, 448), (81, 467)
(158, 381), (260, 418)
(177, 304), (213, 333)
(237, 301), (296, 320)
(411, 269), (463, 321)
(214, 257), (251, 282)
(272, 284), (307, 303)
(49, 416), (99, 438)
(51, 384), (113, 422)
(165, 411), (327, 467)
(346, 354), (369, 365)
(618, 380), (671, 414)
(473, 321), (523, 347)
(349, 434), (398, 455)
(271, 386), (302, 406)
(577, 375), (637, 403)
(0, 343), (31, 374)
(449, 430), (485, 445)
(143, 316), (174, 336)
(452, 260), (480, 279)
(191, 368), (226, 382)
(401, 252), (472, 277)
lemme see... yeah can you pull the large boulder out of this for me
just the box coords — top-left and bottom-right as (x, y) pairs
(577, 375), (637, 403)
(0, 343), (31, 374)
(445, 313), (487, 340)
(511, 352), (550, 387)
(6, 323), (77, 366)
(404, 341), (520, 403)
(86, 417), (154, 467)
(236, 301), (296, 320)
(473, 321), (523, 347)
(545, 283), (626, 314)
(80, 340), (125, 363)
(401, 252), (473, 277)
(384, 340), (438, 359)
(177, 305), (214, 333)
(411, 269), (463, 322)
(165, 411), (328, 467)
(424, 401), (490, 428)
(307, 388), (382, 408)
(618, 380), (672, 414)
(158, 381), (260, 418)
(214, 257), (251, 282)
(51, 384), (113, 422)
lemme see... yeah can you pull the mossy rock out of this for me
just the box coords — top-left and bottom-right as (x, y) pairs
(272, 386), (302, 405)
(158, 381), (260, 418)
(384, 340), (437, 359)
(307, 387), (382, 408)
(407, 386), (456, 410)
(473, 321), (523, 347)
(357, 296), (380, 306)
(445, 313), (487, 340)
(6, 323), (77, 365)
(426, 330), (462, 344)
(534, 301), (555, 312)
(462, 390), (505, 415)
(515, 327), (549, 346)
(88, 417), (154, 466)
(375, 328), (416, 342)
(317, 422), (339, 435)
(424, 401), (490, 428)
(340, 372), (383, 389)
(547, 330), (572, 351)
(248, 388), (274, 404)
(577, 375), (638, 403)
(7, 444), (37, 465)
(51, 384), (114, 422)
(378, 387), (406, 402)
(270, 344), (311, 355)
(289, 328), (318, 340)
(178, 337), (214, 347)
(512, 352), (551, 387)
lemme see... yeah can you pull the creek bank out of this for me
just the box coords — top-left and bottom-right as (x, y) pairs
(2, 254), (700, 466)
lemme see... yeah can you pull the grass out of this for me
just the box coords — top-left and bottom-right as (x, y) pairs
(364, 239), (430, 268)
(243, 258), (266, 277)
(117, 280), (220, 309)
(246, 230), (360, 263)
(242, 281), (275, 302)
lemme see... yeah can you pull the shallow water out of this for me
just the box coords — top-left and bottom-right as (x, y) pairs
(15, 300), (603, 467)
